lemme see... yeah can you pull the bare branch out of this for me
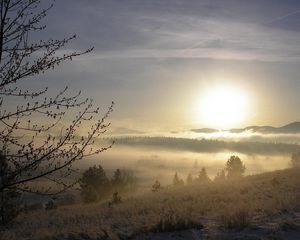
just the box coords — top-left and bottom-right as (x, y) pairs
(0, 0), (113, 201)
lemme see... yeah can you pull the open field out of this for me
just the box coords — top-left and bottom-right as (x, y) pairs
(2, 168), (300, 240)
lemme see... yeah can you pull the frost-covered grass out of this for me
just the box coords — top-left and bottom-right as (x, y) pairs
(2, 168), (300, 240)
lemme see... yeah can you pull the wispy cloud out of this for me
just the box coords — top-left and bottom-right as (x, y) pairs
(48, 1), (300, 62)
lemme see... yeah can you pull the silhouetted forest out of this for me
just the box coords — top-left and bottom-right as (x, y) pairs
(104, 136), (300, 155)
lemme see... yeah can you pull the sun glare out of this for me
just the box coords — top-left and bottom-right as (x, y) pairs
(199, 86), (250, 129)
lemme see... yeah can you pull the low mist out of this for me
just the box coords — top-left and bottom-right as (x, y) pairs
(78, 139), (292, 186)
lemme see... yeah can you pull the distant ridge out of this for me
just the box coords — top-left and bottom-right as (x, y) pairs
(191, 121), (300, 134)
(111, 136), (300, 155)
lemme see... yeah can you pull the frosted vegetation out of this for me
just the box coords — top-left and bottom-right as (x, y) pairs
(2, 155), (300, 239)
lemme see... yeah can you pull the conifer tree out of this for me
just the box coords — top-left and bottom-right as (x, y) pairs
(196, 168), (211, 183)
(186, 173), (193, 184)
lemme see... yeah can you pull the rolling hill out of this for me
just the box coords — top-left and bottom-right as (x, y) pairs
(191, 121), (300, 134)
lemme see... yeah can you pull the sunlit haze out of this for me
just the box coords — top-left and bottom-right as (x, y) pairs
(199, 85), (250, 129)
(2, 1), (300, 238)
(25, 0), (300, 133)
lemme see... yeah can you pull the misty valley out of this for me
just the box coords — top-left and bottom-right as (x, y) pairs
(2, 1), (300, 240)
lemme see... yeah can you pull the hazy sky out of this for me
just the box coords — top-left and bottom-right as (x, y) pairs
(35, 0), (300, 132)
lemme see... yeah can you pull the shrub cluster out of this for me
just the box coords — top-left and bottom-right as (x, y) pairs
(175, 155), (245, 187)
(80, 165), (137, 203)
(152, 155), (246, 192)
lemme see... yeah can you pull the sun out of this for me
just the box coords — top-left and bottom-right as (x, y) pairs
(199, 86), (250, 129)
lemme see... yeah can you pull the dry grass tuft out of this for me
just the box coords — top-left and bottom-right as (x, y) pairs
(149, 211), (203, 232)
(219, 208), (251, 230)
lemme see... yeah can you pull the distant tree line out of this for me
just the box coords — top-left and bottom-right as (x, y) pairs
(23, 150), (300, 208)
(110, 136), (300, 155)
(80, 165), (137, 203)
(152, 155), (246, 191)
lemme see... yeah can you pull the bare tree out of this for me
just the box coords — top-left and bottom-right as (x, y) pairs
(0, 0), (113, 201)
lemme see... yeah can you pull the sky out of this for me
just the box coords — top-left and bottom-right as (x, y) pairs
(34, 0), (300, 132)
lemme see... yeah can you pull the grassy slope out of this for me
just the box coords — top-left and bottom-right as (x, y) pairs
(2, 168), (300, 240)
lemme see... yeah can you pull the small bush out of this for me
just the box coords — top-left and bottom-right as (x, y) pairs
(219, 209), (251, 230)
(152, 180), (161, 192)
(108, 192), (122, 207)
